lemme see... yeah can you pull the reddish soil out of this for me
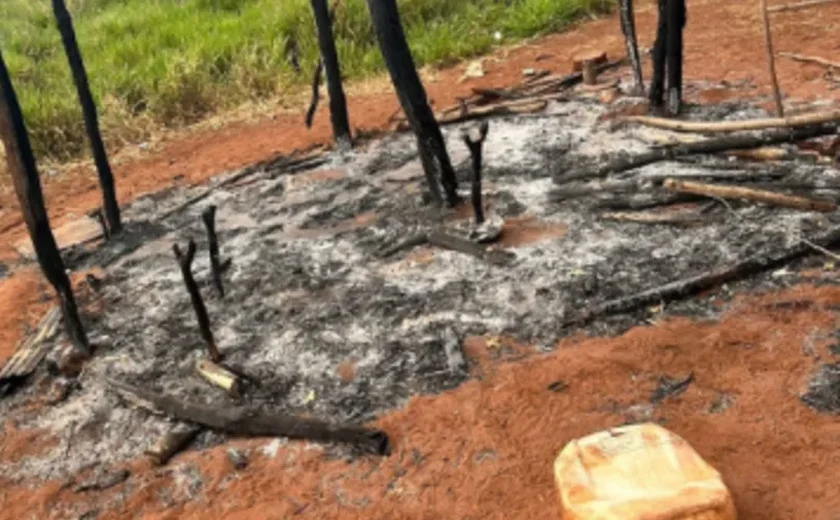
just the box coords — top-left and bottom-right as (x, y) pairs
(2, 0), (840, 518)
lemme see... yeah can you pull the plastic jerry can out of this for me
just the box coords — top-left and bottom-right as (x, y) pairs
(553, 423), (737, 520)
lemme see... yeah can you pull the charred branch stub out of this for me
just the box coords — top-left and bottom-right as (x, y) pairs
(173, 240), (222, 363)
(305, 60), (323, 129)
(310, 0), (352, 149)
(619, 0), (645, 95)
(365, 0), (460, 207)
(0, 48), (90, 356)
(109, 379), (392, 456)
(52, 0), (122, 235)
(201, 205), (226, 298)
(461, 121), (490, 225)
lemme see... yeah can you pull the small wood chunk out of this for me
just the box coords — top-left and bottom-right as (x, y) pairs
(146, 424), (202, 466)
(582, 61), (598, 86)
(572, 51), (608, 72)
(196, 359), (243, 397)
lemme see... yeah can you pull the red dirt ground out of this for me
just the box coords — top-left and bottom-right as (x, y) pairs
(2, 0), (840, 518)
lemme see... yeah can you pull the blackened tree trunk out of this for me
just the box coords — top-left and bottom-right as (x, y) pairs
(365, 0), (459, 207)
(0, 48), (90, 355)
(52, 0), (122, 235)
(310, 0), (352, 150)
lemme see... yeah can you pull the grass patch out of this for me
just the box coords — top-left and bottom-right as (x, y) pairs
(0, 0), (610, 163)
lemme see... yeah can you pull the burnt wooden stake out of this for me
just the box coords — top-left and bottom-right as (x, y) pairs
(201, 205), (225, 298)
(461, 121), (490, 225)
(311, 0), (352, 149)
(52, 0), (122, 235)
(0, 47), (90, 356)
(649, 0), (668, 109)
(365, 0), (459, 207)
(173, 240), (222, 363)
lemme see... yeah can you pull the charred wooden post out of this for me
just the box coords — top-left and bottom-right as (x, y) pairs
(649, 0), (668, 109)
(173, 240), (222, 363)
(0, 48), (90, 356)
(461, 121), (489, 225)
(310, 0), (352, 149)
(201, 205), (225, 298)
(52, 0), (122, 235)
(365, 0), (460, 207)
(619, 0), (645, 95)
(665, 0), (687, 116)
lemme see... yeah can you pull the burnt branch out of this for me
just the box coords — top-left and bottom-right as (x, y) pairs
(201, 205), (225, 297)
(649, 0), (667, 108)
(52, 0), (122, 235)
(109, 379), (391, 456)
(173, 240), (221, 363)
(0, 47), (90, 355)
(619, 0), (644, 95)
(427, 230), (513, 266)
(665, 0), (686, 116)
(305, 60), (323, 129)
(461, 121), (490, 225)
(563, 225), (840, 328)
(558, 123), (839, 182)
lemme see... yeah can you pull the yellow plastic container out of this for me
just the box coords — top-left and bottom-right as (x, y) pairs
(553, 423), (737, 520)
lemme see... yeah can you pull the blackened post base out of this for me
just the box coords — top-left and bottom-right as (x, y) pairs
(649, 0), (686, 116)
(619, 0), (645, 96)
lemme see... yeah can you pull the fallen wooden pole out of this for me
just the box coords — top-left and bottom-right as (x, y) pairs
(560, 123), (839, 181)
(662, 178), (837, 212)
(618, 109), (840, 134)
(563, 225), (840, 328)
(174, 240), (222, 363)
(201, 205), (225, 298)
(109, 379), (391, 456)
(0, 48), (90, 356)
(778, 52), (840, 70)
(768, 0), (840, 13)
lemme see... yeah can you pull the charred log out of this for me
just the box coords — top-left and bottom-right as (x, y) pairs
(0, 47), (90, 355)
(52, 0), (122, 235)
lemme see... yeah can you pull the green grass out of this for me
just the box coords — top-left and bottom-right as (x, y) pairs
(0, 0), (610, 162)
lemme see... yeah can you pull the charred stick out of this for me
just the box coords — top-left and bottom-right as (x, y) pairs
(91, 208), (110, 241)
(618, 0), (645, 95)
(665, 0), (686, 116)
(599, 210), (705, 226)
(662, 178), (837, 212)
(461, 121), (490, 225)
(427, 230), (513, 265)
(563, 225), (840, 328)
(305, 60), (323, 129)
(0, 47), (90, 355)
(311, 0), (352, 148)
(173, 240), (222, 363)
(52, 0), (122, 235)
(109, 379), (391, 456)
(378, 232), (429, 258)
(201, 205), (225, 298)
(559, 124), (839, 181)
(760, 0), (785, 117)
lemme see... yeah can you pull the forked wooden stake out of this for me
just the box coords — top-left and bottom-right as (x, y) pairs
(174, 240), (222, 363)
(760, 0), (785, 117)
